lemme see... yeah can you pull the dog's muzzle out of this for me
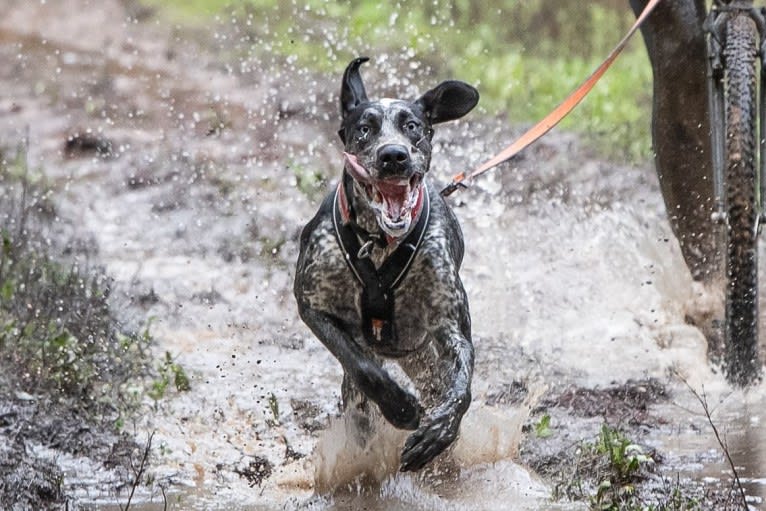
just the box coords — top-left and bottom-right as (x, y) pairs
(343, 152), (423, 238)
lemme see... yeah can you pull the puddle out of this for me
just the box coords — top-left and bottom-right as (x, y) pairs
(650, 387), (766, 508)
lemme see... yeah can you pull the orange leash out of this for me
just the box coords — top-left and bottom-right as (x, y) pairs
(441, 0), (663, 197)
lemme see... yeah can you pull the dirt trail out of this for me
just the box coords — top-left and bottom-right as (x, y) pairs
(2, 1), (765, 509)
(1, 0), (335, 505)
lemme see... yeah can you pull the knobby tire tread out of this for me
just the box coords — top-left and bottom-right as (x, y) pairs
(723, 14), (761, 386)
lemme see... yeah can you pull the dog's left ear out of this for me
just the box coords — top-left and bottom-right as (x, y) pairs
(340, 57), (370, 119)
(415, 81), (479, 124)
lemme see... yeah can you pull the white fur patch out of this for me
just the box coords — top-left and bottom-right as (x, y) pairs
(379, 98), (405, 108)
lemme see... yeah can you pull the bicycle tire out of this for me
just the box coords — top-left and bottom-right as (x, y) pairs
(723, 13), (761, 386)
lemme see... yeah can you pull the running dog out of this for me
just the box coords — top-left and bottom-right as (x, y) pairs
(294, 57), (478, 472)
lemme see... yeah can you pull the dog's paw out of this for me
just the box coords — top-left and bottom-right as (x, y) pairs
(399, 410), (459, 472)
(355, 363), (421, 430)
(378, 389), (422, 430)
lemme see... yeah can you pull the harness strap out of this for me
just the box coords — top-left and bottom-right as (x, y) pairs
(338, 174), (389, 251)
(332, 178), (431, 344)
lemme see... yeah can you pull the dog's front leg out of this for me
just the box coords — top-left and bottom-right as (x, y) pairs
(297, 306), (422, 430)
(399, 322), (474, 472)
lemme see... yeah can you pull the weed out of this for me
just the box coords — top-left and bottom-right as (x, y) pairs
(0, 247), (152, 404)
(290, 162), (326, 200)
(268, 392), (279, 424)
(554, 423), (656, 510)
(674, 372), (749, 510)
(148, 351), (192, 405)
(0, 143), (154, 508)
(1, 145), (146, 405)
(118, 431), (154, 511)
(534, 414), (554, 439)
(595, 424), (654, 486)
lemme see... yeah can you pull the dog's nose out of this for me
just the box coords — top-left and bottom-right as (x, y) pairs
(376, 144), (410, 175)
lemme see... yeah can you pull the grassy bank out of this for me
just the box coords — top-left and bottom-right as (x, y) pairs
(0, 145), (152, 508)
(141, 0), (653, 161)
(0, 147), (150, 412)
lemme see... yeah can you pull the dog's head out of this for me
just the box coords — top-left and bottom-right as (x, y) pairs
(338, 57), (479, 237)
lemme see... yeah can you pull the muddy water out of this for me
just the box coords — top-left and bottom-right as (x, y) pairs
(1, 1), (766, 509)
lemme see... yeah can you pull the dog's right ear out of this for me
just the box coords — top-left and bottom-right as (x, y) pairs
(340, 57), (370, 120)
(415, 80), (479, 125)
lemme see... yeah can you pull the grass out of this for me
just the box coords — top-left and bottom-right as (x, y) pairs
(148, 350), (192, 407)
(0, 141), (196, 507)
(0, 145), (152, 413)
(139, 0), (653, 161)
(556, 424), (657, 509)
(0, 142), (192, 416)
(551, 423), (702, 510)
(550, 422), (744, 511)
(589, 424), (655, 508)
(534, 413), (554, 439)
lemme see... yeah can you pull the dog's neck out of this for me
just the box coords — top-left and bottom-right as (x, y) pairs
(347, 181), (381, 236)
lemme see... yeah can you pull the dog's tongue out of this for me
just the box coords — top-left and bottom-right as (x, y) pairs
(342, 152), (416, 224)
(343, 152), (371, 182)
(376, 179), (410, 220)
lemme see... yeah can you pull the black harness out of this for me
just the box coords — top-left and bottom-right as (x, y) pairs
(332, 175), (431, 346)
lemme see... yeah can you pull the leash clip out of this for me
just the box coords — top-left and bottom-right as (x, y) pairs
(440, 180), (468, 197)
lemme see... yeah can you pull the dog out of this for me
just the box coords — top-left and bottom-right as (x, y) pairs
(294, 57), (478, 472)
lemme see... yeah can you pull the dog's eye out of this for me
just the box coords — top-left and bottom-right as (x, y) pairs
(405, 121), (419, 132)
(358, 125), (370, 138)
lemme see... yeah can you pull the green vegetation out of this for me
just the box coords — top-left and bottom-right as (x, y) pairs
(0, 145), (185, 416)
(291, 161), (326, 199)
(551, 423), (710, 510)
(0, 148), (143, 408)
(0, 143), (196, 509)
(142, 0), (652, 160)
(555, 424), (655, 509)
(534, 413), (554, 439)
(267, 392), (280, 424)
(588, 424), (655, 509)
(148, 351), (192, 406)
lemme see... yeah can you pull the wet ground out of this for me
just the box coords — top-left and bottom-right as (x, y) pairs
(1, 0), (766, 509)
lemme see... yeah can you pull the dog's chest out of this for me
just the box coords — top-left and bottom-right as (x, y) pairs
(308, 233), (434, 355)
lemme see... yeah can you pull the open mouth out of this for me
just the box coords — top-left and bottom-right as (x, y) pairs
(343, 152), (423, 237)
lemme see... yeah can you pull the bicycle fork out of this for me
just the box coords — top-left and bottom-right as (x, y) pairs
(706, 5), (766, 233)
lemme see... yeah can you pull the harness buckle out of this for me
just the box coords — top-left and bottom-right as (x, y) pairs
(371, 318), (385, 341)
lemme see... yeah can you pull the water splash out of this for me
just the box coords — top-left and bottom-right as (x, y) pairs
(309, 388), (546, 510)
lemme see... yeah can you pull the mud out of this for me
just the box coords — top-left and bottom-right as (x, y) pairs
(542, 378), (669, 425)
(0, 385), (143, 510)
(1, 0), (766, 510)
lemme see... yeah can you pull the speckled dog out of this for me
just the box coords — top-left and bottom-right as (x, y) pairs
(294, 57), (478, 472)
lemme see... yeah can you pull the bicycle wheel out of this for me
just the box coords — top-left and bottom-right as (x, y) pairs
(723, 13), (761, 386)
